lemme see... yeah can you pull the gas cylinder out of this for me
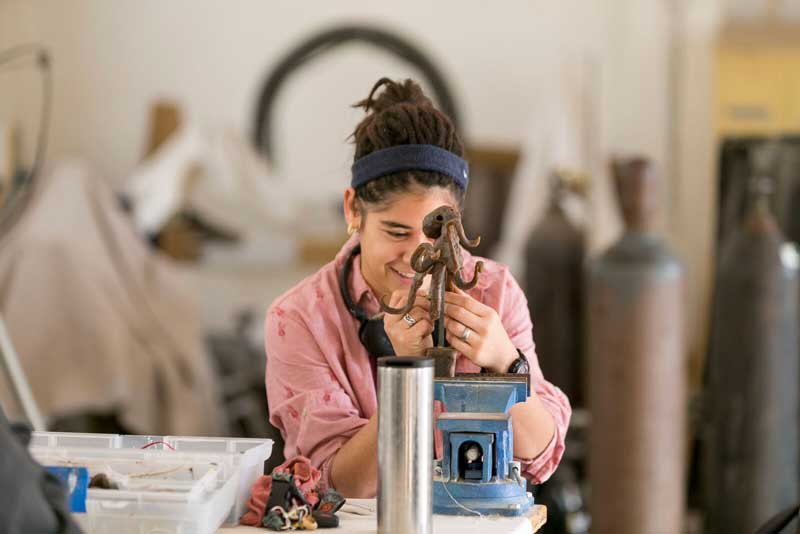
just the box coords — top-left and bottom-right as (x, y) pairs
(524, 172), (586, 407)
(587, 157), (686, 534)
(705, 175), (799, 533)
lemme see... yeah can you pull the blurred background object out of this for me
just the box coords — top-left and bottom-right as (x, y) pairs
(461, 145), (521, 258)
(0, 42), (51, 433)
(588, 157), (686, 534)
(0, 121), (18, 206)
(523, 169), (590, 534)
(0, 160), (225, 436)
(525, 169), (587, 409)
(704, 145), (799, 533)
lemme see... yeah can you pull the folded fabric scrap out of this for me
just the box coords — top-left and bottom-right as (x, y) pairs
(240, 455), (345, 530)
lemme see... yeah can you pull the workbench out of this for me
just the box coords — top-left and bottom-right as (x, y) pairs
(218, 499), (546, 533)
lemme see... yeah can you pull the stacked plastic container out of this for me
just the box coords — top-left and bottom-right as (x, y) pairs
(29, 432), (273, 534)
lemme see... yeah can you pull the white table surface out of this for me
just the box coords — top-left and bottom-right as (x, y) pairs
(218, 499), (546, 534)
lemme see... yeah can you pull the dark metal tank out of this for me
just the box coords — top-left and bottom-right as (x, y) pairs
(524, 173), (586, 407)
(587, 157), (686, 534)
(705, 176), (799, 533)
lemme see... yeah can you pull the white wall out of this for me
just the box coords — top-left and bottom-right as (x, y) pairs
(672, 0), (727, 382)
(0, 0), (672, 203)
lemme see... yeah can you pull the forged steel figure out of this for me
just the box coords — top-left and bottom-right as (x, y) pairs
(380, 205), (483, 346)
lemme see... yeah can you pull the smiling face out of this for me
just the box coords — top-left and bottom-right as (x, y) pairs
(344, 184), (458, 300)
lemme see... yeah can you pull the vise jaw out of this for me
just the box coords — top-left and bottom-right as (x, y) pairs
(433, 375), (534, 516)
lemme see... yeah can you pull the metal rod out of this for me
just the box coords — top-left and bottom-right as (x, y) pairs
(0, 314), (45, 430)
(378, 357), (433, 534)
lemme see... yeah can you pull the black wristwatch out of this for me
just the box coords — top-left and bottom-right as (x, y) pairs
(507, 350), (530, 374)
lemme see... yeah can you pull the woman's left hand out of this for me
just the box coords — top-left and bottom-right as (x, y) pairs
(443, 288), (518, 373)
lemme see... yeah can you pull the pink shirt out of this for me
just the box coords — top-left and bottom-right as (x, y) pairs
(265, 236), (571, 491)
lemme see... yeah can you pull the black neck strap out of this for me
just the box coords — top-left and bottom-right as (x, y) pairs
(339, 244), (368, 323)
(339, 243), (397, 360)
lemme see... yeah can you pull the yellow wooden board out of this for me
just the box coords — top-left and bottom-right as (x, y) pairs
(529, 504), (548, 531)
(716, 23), (800, 136)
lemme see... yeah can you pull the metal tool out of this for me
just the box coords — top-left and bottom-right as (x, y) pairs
(377, 356), (434, 534)
(432, 373), (534, 516)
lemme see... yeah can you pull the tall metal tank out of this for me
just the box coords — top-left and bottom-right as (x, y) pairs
(587, 157), (686, 534)
(705, 174), (799, 533)
(524, 171), (586, 408)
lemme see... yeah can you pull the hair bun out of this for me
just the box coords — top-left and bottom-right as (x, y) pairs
(355, 77), (433, 113)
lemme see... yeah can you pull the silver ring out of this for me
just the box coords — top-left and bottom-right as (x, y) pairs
(461, 327), (472, 343)
(403, 313), (417, 327)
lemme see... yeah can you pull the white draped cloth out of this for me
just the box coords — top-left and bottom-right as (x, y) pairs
(123, 124), (345, 267)
(0, 161), (223, 435)
(124, 124), (297, 238)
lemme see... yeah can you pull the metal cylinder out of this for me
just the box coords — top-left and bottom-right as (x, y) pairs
(706, 177), (799, 533)
(377, 356), (434, 534)
(588, 158), (686, 534)
(524, 177), (585, 407)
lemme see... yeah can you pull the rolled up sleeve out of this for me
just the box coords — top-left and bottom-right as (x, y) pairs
(499, 269), (572, 484)
(516, 379), (570, 483)
(265, 309), (368, 490)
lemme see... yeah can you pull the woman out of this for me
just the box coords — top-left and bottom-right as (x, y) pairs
(265, 78), (570, 498)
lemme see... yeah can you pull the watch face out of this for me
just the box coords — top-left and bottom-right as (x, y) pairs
(510, 354), (530, 374)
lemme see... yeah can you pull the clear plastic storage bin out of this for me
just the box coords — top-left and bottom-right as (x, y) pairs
(30, 432), (273, 534)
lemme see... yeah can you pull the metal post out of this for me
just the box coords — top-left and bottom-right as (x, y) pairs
(0, 314), (45, 430)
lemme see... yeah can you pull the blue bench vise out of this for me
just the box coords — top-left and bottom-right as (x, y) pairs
(432, 374), (534, 516)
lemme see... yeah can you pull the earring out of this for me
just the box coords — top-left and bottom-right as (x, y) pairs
(347, 222), (358, 236)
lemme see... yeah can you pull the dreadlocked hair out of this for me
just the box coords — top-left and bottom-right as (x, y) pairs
(351, 77), (465, 207)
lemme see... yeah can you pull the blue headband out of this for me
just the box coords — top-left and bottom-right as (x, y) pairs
(351, 144), (469, 191)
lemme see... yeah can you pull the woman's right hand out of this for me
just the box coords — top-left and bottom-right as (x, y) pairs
(383, 289), (433, 356)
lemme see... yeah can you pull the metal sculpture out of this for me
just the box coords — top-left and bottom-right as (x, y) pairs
(380, 205), (483, 347)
